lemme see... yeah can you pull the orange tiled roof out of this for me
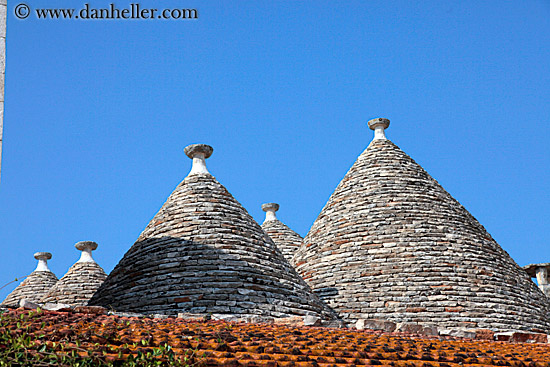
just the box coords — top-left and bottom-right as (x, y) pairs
(2, 308), (550, 366)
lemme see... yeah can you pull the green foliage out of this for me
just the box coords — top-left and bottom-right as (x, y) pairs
(0, 312), (203, 366)
(0, 274), (29, 291)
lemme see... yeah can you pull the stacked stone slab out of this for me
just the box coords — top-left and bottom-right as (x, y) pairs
(292, 118), (550, 333)
(41, 241), (107, 307)
(89, 144), (336, 320)
(2, 252), (58, 307)
(261, 203), (303, 262)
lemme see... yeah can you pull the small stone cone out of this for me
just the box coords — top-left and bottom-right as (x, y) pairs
(41, 241), (107, 307)
(2, 252), (58, 307)
(261, 203), (303, 262)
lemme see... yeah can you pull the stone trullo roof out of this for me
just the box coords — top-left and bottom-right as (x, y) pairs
(2, 252), (58, 307)
(41, 241), (107, 307)
(292, 118), (550, 333)
(261, 203), (303, 261)
(89, 144), (336, 320)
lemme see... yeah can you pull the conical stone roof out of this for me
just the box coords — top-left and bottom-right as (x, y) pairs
(89, 144), (336, 320)
(261, 203), (303, 261)
(292, 118), (550, 333)
(41, 241), (107, 307)
(2, 252), (58, 307)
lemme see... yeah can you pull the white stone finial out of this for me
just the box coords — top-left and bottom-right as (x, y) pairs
(184, 144), (214, 176)
(523, 263), (550, 297)
(262, 203), (280, 223)
(75, 241), (98, 263)
(33, 252), (52, 272)
(368, 118), (390, 141)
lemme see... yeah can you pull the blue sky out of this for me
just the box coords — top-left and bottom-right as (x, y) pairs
(1, 1), (549, 300)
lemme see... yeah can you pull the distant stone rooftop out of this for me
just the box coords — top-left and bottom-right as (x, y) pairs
(261, 203), (303, 262)
(41, 241), (107, 307)
(2, 252), (58, 307)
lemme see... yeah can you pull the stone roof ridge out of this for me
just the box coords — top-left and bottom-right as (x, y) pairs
(1, 252), (58, 307)
(292, 118), (550, 333)
(89, 144), (337, 321)
(261, 202), (303, 262)
(41, 241), (107, 307)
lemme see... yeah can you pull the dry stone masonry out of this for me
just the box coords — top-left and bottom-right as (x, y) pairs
(261, 203), (303, 262)
(41, 241), (107, 307)
(292, 118), (550, 333)
(2, 252), (58, 307)
(89, 144), (337, 321)
(7, 123), (549, 336)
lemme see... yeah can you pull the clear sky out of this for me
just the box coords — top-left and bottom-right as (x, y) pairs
(1, 1), (549, 300)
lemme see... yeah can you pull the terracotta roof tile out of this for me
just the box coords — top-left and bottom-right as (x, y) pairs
(3, 309), (550, 365)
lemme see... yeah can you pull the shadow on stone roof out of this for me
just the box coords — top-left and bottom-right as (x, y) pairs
(89, 144), (337, 321)
(90, 235), (335, 319)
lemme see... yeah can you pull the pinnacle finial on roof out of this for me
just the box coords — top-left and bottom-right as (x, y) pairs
(524, 263), (550, 297)
(33, 252), (52, 272)
(262, 203), (279, 223)
(75, 241), (98, 264)
(184, 144), (213, 176)
(368, 118), (390, 141)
